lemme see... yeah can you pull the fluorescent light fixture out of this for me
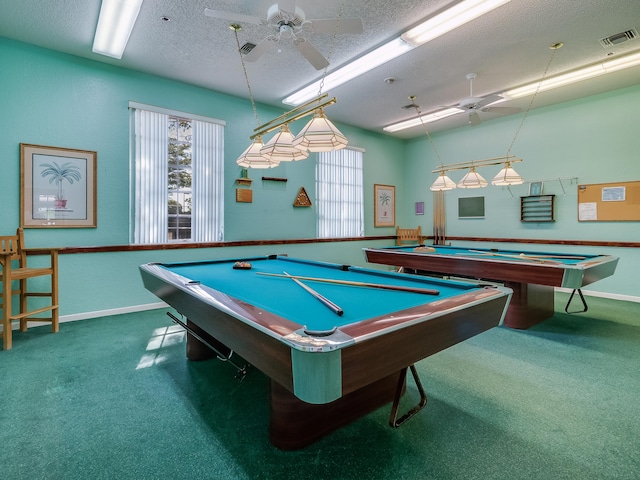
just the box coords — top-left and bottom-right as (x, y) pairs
(284, 0), (512, 106)
(383, 107), (463, 133)
(505, 50), (640, 99)
(92, 0), (144, 59)
(283, 38), (413, 105)
(402, 0), (513, 47)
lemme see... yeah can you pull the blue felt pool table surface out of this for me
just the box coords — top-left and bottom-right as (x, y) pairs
(158, 255), (483, 332)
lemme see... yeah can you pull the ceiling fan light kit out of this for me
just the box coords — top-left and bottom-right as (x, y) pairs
(207, 2), (362, 71)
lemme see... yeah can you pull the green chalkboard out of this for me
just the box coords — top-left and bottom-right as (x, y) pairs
(458, 196), (485, 218)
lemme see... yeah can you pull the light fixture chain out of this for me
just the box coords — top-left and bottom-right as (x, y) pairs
(233, 26), (261, 127)
(317, 1), (345, 97)
(506, 44), (560, 156)
(411, 97), (444, 165)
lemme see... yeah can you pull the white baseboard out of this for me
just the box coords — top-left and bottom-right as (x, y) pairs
(4, 302), (169, 331)
(6, 290), (637, 333)
(556, 287), (640, 304)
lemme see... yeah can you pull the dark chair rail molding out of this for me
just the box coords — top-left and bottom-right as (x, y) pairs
(25, 235), (638, 256)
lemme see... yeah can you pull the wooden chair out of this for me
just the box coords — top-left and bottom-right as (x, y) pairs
(1, 228), (59, 350)
(396, 226), (422, 246)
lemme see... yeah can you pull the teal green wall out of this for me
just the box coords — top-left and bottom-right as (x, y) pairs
(1, 36), (637, 318)
(404, 84), (640, 299)
(0, 37), (404, 316)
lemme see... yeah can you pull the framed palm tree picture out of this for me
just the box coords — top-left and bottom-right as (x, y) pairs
(374, 184), (395, 227)
(20, 143), (97, 228)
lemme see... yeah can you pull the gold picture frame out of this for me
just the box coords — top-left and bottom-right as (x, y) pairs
(20, 143), (97, 228)
(374, 184), (395, 227)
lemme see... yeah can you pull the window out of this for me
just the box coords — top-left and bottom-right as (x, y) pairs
(316, 148), (364, 238)
(130, 103), (224, 243)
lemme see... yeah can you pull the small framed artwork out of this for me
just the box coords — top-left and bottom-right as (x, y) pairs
(529, 181), (543, 196)
(374, 184), (395, 227)
(20, 143), (97, 228)
(415, 201), (424, 215)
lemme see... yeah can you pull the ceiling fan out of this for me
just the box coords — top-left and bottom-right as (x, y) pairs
(457, 73), (521, 126)
(204, 1), (363, 70)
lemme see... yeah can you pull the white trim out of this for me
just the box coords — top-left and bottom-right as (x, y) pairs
(4, 302), (169, 331)
(128, 101), (226, 126)
(346, 145), (366, 153)
(60, 302), (168, 324)
(10, 290), (638, 331)
(556, 287), (640, 304)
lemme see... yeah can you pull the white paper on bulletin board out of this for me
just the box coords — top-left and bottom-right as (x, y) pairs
(602, 186), (625, 201)
(579, 202), (597, 221)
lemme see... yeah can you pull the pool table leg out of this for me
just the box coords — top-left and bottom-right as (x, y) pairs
(184, 317), (232, 361)
(503, 282), (554, 329)
(269, 372), (402, 450)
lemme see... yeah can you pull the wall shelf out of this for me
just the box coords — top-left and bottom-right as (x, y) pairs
(521, 195), (555, 222)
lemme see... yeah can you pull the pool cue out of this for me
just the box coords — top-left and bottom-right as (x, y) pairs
(258, 272), (440, 296)
(463, 250), (562, 264)
(466, 250), (586, 260)
(282, 271), (344, 316)
(515, 254), (587, 260)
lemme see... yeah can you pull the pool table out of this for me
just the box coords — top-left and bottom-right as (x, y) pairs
(140, 255), (512, 449)
(363, 245), (618, 329)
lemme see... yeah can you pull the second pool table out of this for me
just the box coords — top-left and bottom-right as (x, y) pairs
(363, 244), (618, 329)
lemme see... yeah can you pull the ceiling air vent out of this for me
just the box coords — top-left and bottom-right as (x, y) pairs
(240, 42), (256, 55)
(599, 29), (638, 47)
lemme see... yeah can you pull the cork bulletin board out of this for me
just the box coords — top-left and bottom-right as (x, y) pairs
(577, 180), (640, 221)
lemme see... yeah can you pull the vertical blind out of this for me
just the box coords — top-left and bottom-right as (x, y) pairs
(132, 106), (224, 244)
(316, 148), (364, 238)
(134, 109), (168, 244)
(191, 120), (224, 242)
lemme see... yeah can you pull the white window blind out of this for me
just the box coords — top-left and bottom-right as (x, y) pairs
(316, 148), (364, 238)
(131, 104), (224, 244)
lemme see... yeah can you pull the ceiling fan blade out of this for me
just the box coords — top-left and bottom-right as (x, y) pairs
(307, 18), (364, 34)
(468, 112), (481, 126)
(277, 0), (297, 14)
(244, 37), (278, 62)
(204, 8), (263, 25)
(481, 106), (522, 114)
(475, 94), (503, 108)
(293, 38), (329, 70)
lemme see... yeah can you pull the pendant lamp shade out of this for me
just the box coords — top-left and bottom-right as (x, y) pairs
(457, 167), (488, 188)
(491, 162), (524, 185)
(430, 172), (457, 191)
(292, 109), (348, 152)
(236, 136), (280, 168)
(260, 124), (309, 162)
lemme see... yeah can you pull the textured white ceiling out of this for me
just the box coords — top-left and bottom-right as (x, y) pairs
(1, 0), (640, 138)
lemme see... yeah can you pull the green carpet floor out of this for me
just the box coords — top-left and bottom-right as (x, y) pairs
(1, 293), (639, 480)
